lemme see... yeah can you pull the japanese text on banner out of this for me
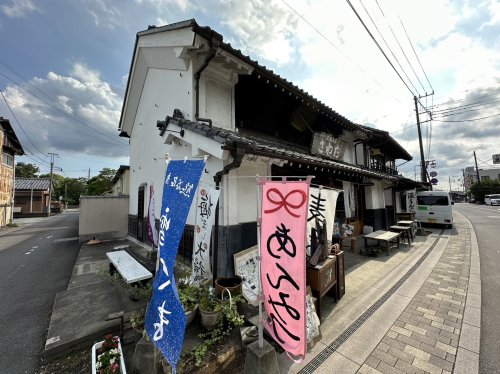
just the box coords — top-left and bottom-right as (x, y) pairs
(260, 180), (309, 360)
(192, 184), (220, 282)
(144, 159), (205, 373)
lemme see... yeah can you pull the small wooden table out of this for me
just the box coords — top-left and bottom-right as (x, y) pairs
(363, 230), (401, 256)
(389, 225), (413, 246)
(397, 220), (416, 239)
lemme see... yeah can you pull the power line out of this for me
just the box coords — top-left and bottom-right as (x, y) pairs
(431, 97), (500, 114)
(1, 90), (47, 156)
(0, 70), (127, 147)
(345, 0), (417, 98)
(398, 15), (434, 92)
(358, 0), (421, 95)
(429, 90), (500, 109)
(374, 0), (427, 93)
(433, 113), (500, 122)
(435, 102), (500, 118)
(279, 0), (404, 104)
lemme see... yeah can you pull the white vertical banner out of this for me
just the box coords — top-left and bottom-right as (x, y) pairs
(406, 189), (416, 213)
(191, 184), (220, 282)
(306, 187), (339, 247)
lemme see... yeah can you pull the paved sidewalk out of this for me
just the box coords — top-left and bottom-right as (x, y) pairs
(279, 212), (479, 374)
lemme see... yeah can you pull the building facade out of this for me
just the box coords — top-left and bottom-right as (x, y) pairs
(14, 178), (53, 216)
(0, 117), (24, 227)
(119, 19), (417, 275)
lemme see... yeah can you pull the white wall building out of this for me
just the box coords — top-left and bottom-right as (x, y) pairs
(118, 19), (417, 275)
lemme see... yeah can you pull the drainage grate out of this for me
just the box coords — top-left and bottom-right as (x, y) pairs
(298, 231), (444, 373)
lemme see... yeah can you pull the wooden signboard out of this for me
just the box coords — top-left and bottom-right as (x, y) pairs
(310, 132), (346, 161)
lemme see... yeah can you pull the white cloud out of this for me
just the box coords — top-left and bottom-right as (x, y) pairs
(200, 0), (298, 65)
(84, 0), (121, 30)
(2, 62), (126, 159)
(0, 0), (40, 18)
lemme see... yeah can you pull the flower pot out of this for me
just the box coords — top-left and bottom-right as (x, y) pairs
(199, 308), (220, 330)
(92, 336), (127, 374)
(184, 304), (198, 329)
(215, 275), (242, 297)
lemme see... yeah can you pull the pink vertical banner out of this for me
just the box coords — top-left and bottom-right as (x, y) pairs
(260, 180), (310, 360)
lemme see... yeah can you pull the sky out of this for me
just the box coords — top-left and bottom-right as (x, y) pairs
(0, 0), (499, 191)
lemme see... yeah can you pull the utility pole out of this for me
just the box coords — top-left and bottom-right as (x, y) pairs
(414, 95), (427, 183)
(48, 153), (58, 215)
(462, 169), (466, 193)
(473, 151), (480, 185)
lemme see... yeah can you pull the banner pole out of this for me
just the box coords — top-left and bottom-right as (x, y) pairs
(256, 175), (264, 348)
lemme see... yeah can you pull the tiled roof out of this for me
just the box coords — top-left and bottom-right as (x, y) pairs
(1, 117), (24, 155)
(112, 165), (130, 184)
(15, 178), (52, 190)
(137, 19), (360, 133)
(160, 117), (400, 182)
(358, 125), (412, 161)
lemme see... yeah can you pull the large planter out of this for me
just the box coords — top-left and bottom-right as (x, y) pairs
(199, 308), (220, 330)
(185, 304), (198, 329)
(92, 336), (127, 374)
(215, 275), (242, 297)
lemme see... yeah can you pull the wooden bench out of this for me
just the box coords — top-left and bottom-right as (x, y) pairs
(389, 225), (413, 246)
(363, 230), (401, 256)
(106, 250), (153, 284)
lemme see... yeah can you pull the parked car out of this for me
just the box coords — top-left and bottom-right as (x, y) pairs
(416, 191), (454, 228)
(484, 194), (500, 206)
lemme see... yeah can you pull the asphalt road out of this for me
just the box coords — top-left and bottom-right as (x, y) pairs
(0, 211), (80, 374)
(454, 202), (500, 374)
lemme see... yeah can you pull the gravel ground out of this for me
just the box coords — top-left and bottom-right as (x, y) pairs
(37, 349), (91, 374)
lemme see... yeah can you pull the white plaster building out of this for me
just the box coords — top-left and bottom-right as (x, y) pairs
(118, 19), (419, 275)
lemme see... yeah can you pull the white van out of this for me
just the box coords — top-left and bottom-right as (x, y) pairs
(485, 194), (500, 206)
(416, 191), (454, 228)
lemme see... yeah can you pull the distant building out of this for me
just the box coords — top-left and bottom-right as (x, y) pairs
(0, 117), (24, 227)
(478, 168), (500, 182)
(14, 178), (54, 216)
(464, 166), (477, 190)
(111, 165), (130, 196)
(464, 166), (500, 187)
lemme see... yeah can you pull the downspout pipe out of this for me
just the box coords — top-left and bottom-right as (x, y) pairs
(194, 32), (221, 126)
(212, 145), (246, 285)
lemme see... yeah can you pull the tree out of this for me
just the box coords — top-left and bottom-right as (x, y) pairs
(39, 173), (65, 202)
(15, 162), (39, 178)
(470, 180), (500, 203)
(86, 168), (116, 196)
(64, 178), (87, 205)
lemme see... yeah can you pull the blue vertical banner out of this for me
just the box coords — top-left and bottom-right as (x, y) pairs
(145, 159), (206, 372)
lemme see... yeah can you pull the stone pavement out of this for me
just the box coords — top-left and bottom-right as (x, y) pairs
(279, 212), (479, 374)
(6, 211), (479, 373)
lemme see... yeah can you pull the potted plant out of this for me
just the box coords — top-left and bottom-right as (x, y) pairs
(178, 282), (200, 328)
(214, 274), (242, 297)
(198, 286), (221, 330)
(182, 288), (245, 370)
(92, 333), (127, 374)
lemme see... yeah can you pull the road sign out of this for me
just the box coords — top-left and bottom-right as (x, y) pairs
(430, 178), (438, 184)
(430, 171), (437, 177)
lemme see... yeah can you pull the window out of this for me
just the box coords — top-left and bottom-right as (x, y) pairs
(2, 151), (14, 167)
(481, 176), (490, 182)
(417, 195), (449, 206)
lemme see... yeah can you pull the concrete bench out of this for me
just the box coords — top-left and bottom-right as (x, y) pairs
(106, 250), (153, 284)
